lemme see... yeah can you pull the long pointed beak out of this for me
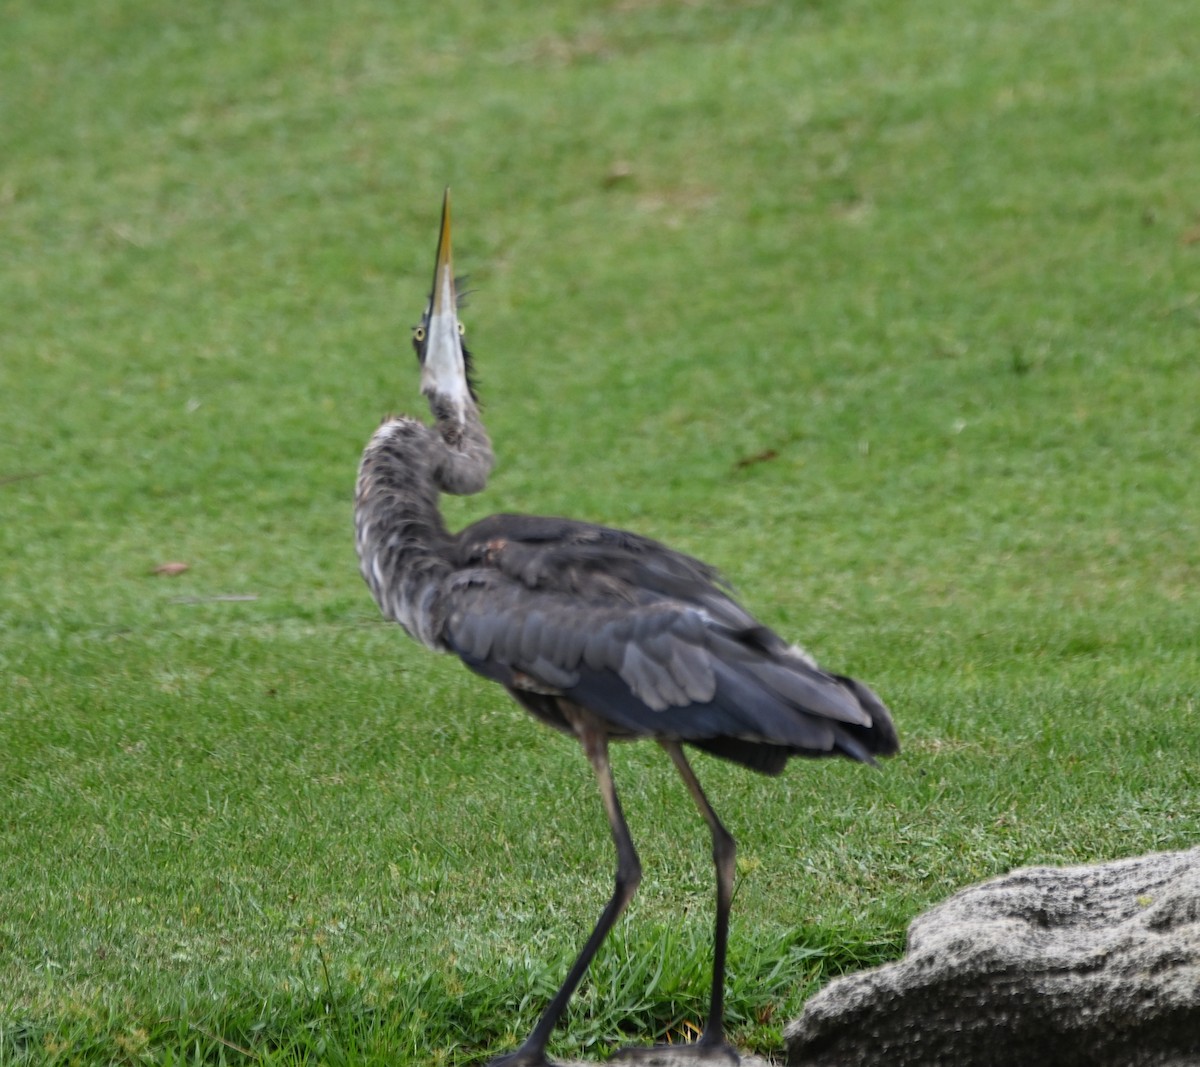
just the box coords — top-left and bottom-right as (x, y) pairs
(430, 188), (455, 319)
(420, 188), (471, 420)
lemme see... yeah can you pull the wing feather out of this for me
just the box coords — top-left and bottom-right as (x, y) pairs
(440, 514), (897, 770)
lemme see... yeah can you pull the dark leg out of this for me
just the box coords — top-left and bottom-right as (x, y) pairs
(613, 741), (738, 1063)
(489, 723), (642, 1067)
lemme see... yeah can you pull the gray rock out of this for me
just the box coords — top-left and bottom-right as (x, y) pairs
(786, 846), (1200, 1067)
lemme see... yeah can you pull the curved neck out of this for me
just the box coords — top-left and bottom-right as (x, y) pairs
(354, 418), (453, 648)
(354, 403), (494, 649)
(430, 396), (494, 495)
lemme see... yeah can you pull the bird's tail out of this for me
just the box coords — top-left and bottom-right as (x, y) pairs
(832, 674), (900, 762)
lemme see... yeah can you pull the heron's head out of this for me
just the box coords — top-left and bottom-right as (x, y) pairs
(413, 188), (478, 429)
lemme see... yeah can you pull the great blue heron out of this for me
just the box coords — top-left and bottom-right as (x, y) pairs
(354, 191), (899, 1066)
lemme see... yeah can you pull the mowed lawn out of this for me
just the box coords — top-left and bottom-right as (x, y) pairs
(1, 1), (1197, 1063)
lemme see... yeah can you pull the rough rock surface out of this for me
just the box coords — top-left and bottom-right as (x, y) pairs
(786, 846), (1200, 1067)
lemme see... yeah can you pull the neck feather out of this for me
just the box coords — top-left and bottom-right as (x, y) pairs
(430, 396), (494, 495)
(354, 400), (494, 648)
(355, 417), (456, 648)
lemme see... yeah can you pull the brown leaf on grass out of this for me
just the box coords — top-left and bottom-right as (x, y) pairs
(1182, 225), (1200, 246)
(151, 561), (190, 576)
(603, 160), (634, 187)
(734, 448), (779, 470)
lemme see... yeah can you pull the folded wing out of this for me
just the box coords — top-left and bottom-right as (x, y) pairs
(438, 515), (898, 775)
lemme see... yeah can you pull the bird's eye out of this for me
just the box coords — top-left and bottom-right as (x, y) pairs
(413, 326), (426, 343)
(457, 322), (466, 336)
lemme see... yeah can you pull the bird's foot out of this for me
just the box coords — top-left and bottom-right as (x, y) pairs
(610, 1040), (739, 1064)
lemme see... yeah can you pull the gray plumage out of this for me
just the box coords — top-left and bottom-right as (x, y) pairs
(354, 191), (898, 1066)
(357, 491), (898, 772)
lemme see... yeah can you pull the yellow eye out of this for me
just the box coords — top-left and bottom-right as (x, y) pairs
(457, 322), (466, 336)
(413, 325), (426, 342)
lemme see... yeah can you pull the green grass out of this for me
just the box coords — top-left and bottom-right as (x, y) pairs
(2, 0), (1197, 1063)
